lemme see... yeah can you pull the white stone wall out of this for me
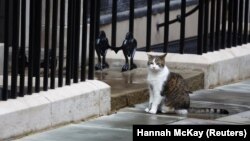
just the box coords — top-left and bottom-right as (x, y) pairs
(0, 80), (111, 140)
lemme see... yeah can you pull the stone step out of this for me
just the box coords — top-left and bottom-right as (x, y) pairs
(95, 67), (204, 111)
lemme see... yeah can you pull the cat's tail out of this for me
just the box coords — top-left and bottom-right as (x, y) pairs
(188, 107), (229, 115)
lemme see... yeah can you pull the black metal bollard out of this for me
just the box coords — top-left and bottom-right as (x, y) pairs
(95, 31), (137, 72)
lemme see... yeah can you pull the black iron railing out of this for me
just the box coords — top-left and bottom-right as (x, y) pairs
(1, 0), (98, 101)
(155, 0), (250, 54)
(1, 0), (250, 101)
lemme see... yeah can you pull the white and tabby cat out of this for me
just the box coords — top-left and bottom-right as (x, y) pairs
(145, 53), (228, 115)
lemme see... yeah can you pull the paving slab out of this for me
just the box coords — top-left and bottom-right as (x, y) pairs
(120, 102), (230, 120)
(191, 90), (250, 106)
(18, 124), (132, 141)
(169, 118), (235, 125)
(190, 101), (250, 115)
(215, 83), (250, 93)
(80, 112), (184, 130)
(16, 79), (250, 141)
(240, 80), (250, 85)
(216, 111), (250, 124)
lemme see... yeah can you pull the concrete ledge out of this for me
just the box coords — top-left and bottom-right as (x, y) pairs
(106, 44), (250, 89)
(111, 88), (149, 111)
(0, 80), (111, 140)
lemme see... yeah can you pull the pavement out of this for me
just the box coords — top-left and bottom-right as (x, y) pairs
(14, 75), (250, 141)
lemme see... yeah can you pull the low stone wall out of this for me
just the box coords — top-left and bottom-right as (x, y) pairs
(0, 80), (111, 140)
(106, 44), (250, 89)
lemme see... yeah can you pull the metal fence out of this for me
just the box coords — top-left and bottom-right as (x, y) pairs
(1, 0), (97, 101)
(144, 0), (250, 54)
(1, 0), (250, 101)
(196, 0), (250, 54)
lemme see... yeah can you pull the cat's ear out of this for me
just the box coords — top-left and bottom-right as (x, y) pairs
(160, 53), (167, 59)
(147, 53), (153, 60)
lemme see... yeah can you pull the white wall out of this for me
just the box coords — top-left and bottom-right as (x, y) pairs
(100, 5), (198, 48)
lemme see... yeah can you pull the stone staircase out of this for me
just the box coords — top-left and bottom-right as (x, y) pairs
(95, 67), (204, 111)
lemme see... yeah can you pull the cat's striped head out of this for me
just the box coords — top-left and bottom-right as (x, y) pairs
(147, 53), (167, 71)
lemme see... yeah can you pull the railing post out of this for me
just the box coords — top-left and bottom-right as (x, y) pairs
(146, 0), (152, 52)
(227, 0), (233, 48)
(244, 0), (249, 44)
(215, 0), (221, 51)
(232, 0), (239, 47)
(28, 0), (35, 94)
(51, 0), (58, 89)
(203, 0), (209, 53)
(11, 0), (20, 99)
(2, 0), (10, 100)
(58, 0), (66, 87)
(88, 0), (97, 79)
(129, 0), (134, 34)
(96, 0), (100, 38)
(70, 0), (76, 81)
(209, 0), (215, 51)
(180, 0), (186, 54)
(238, 0), (244, 45)
(163, 0), (170, 53)
(73, 0), (81, 83)
(66, 0), (73, 85)
(43, 0), (51, 91)
(112, 0), (117, 47)
(34, 0), (42, 93)
(81, 0), (88, 81)
(221, 0), (227, 49)
(197, 0), (204, 55)
(19, 0), (26, 97)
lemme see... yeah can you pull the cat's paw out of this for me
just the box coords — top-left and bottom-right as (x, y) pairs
(145, 108), (149, 112)
(161, 106), (175, 113)
(148, 109), (157, 114)
(160, 109), (167, 114)
(175, 109), (188, 115)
